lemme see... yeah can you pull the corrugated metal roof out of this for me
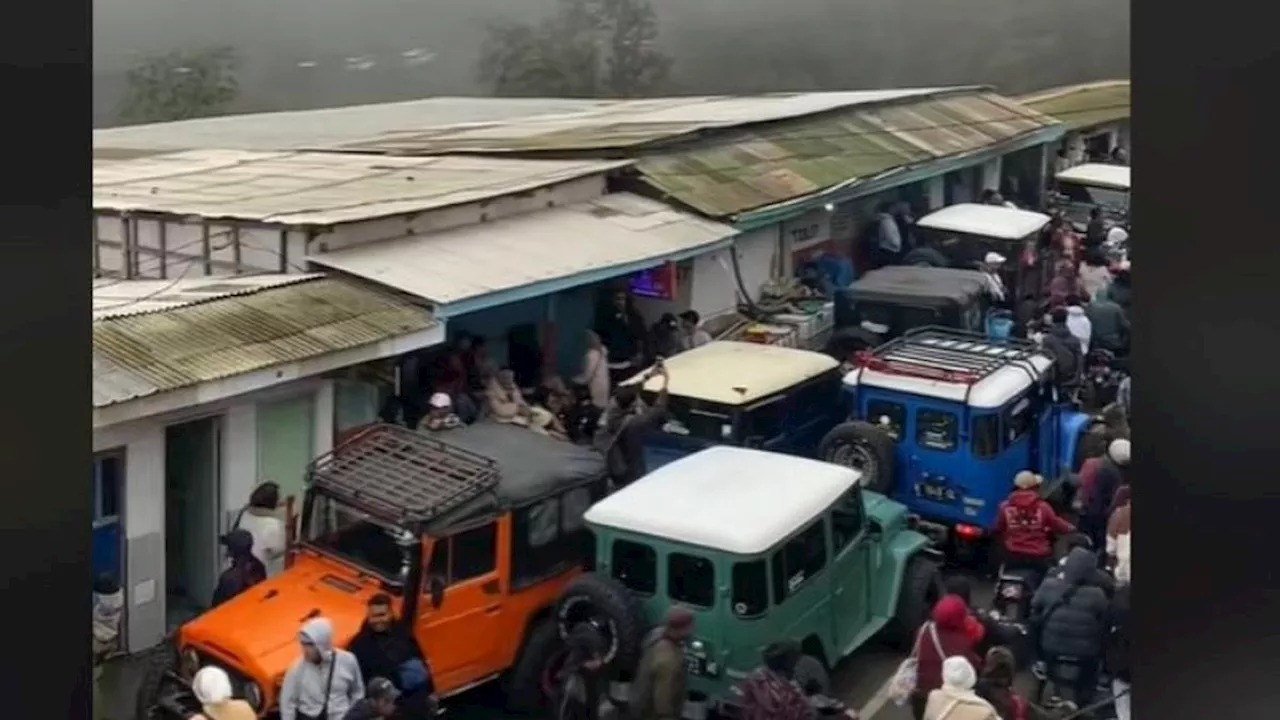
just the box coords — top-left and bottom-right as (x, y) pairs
(94, 96), (610, 154)
(93, 276), (437, 408)
(327, 88), (972, 155)
(635, 91), (1058, 217)
(308, 193), (735, 308)
(93, 273), (321, 320)
(1017, 80), (1129, 132)
(94, 149), (629, 226)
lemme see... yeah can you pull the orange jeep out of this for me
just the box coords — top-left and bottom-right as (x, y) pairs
(137, 422), (609, 718)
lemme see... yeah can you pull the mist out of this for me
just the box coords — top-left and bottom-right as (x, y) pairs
(93, 0), (1129, 127)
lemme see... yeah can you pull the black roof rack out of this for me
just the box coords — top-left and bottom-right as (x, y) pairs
(858, 327), (1046, 401)
(307, 423), (500, 526)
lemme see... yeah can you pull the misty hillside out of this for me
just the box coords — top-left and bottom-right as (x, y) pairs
(93, 0), (1129, 127)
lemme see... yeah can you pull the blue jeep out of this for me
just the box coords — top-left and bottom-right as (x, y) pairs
(818, 327), (1092, 558)
(623, 340), (848, 471)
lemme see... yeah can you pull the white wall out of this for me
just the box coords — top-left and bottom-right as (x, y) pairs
(92, 376), (334, 652)
(689, 227), (781, 321)
(94, 174), (608, 279)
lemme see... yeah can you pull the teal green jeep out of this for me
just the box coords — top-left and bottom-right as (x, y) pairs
(552, 445), (942, 716)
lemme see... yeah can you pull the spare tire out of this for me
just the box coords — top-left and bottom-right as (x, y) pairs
(556, 573), (647, 675)
(819, 421), (897, 494)
(902, 247), (950, 268)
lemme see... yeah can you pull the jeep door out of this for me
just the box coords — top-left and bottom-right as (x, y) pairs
(828, 487), (873, 655)
(904, 404), (970, 524)
(415, 520), (505, 694)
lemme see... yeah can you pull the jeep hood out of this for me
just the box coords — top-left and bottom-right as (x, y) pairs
(180, 554), (381, 685)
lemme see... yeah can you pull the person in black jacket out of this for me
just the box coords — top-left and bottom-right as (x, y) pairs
(343, 677), (400, 720)
(1030, 547), (1110, 708)
(1080, 439), (1129, 552)
(594, 289), (649, 386)
(211, 529), (266, 607)
(348, 594), (437, 719)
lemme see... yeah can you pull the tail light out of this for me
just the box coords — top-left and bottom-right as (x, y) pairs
(954, 523), (984, 540)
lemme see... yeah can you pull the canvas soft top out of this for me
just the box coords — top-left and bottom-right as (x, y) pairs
(844, 266), (988, 308)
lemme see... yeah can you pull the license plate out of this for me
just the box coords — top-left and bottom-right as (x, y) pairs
(915, 482), (957, 502)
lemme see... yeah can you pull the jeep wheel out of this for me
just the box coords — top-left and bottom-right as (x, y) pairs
(556, 573), (647, 675)
(902, 247), (950, 268)
(819, 421), (896, 494)
(133, 639), (182, 720)
(504, 618), (565, 715)
(885, 555), (943, 647)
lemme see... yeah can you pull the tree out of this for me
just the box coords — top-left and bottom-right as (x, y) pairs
(120, 46), (240, 124)
(478, 0), (672, 98)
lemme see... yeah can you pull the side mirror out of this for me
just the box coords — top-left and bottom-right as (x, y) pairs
(428, 576), (446, 609)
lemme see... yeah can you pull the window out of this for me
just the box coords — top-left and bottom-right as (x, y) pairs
(1003, 396), (1034, 448)
(791, 373), (841, 421)
(612, 540), (657, 595)
(916, 409), (958, 451)
(668, 553), (715, 608)
(972, 414), (1001, 459)
(732, 561), (769, 618)
(93, 452), (123, 522)
(511, 481), (608, 590)
(526, 498), (560, 548)
(562, 486), (593, 532)
(306, 492), (412, 581)
(449, 522), (498, 583)
(743, 398), (786, 441)
(654, 396), (734, 442)
(770, 519), (828, 603)
(831, 490), (865, 552)
(865, 400), (906, 439)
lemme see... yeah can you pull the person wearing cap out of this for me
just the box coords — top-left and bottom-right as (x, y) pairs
(190, 666), (257, 720)
(630, 607), (694, 720)
(979, 252), (1007, 304)
(348, 594), (437, 719)
(341, 678), (400, 720)
(922, 656), (999, 720)
(211, 528), (267, 607)
(1081, 438), (1130, 552)
(420, 392), (462, 432)
(993, 471), (1075, 587)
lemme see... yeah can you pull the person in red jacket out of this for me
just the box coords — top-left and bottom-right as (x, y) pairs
(993, 471), (1075, 585)
(909, 594), (983, 720)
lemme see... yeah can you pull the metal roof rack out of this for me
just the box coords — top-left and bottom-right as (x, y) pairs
(307, 423), (500, 527)
(855, 326), (1045, 395)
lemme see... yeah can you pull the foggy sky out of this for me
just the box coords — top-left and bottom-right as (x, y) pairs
(93, 0), (1129, 127)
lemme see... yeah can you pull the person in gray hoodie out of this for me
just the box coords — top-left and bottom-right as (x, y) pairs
(280, 617), (365, 720)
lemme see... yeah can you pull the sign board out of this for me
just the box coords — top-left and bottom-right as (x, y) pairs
(629, 262), (679, 300)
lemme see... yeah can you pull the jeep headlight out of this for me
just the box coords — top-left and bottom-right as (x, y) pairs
(243, 681), (263, 711)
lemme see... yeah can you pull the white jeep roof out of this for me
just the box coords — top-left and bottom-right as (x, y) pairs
(583, 446), (859, 554)
(1055, 163), (1131, 191)
(844, 352), (1054, 408)
(622, 340), (840, 406)
(915, 203), (1051, 241)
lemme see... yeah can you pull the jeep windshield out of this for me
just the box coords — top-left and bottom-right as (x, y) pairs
(302, 490), (415, 583)
(1057, 181), (1129, 225)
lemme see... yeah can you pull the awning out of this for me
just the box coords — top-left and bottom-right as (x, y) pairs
(307, 192), (737, 316)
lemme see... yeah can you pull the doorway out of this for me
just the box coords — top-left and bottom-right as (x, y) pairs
(165, 416), (222, 628)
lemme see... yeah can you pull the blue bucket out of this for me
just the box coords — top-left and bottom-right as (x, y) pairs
(986, 310), (1014, 341)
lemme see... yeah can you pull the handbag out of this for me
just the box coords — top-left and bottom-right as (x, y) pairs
(887, 622), (944, 706)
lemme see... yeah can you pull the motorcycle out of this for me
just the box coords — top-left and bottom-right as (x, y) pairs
(992, 565), (1039, 623)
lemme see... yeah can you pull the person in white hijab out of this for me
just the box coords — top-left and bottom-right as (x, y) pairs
(191, 666), (257, 720)
(1065, 295), (1093, 354)
(923, 657), (1000, 720)
(980, 252), (1007, 304)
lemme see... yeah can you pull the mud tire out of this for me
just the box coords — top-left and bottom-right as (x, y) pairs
(133, 639), (180, 720)
(902, 247), (950, 268)
(819, 421), (897, 494)
(886, 555), (943, 647)
(555, 573), (647, 676)
(504, 618), (566, 715)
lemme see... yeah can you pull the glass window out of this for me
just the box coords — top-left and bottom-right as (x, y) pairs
(770, 519), (828, 603)
(667, 553), (715, 608)
(612, 540), (657, 595)
(93, 452), (123, 521)
(1003, 396), (1034, 448)
(428, 536), (449, 579)
(652, 395), (734, 443)
(916, 409), (958, 451)
(831, 490), (865, 552)
(791, 373), (841, 419)
(865, 400), (906, 439)
(743, 398), (785, 441)
(306, 493), (411, 580)
(731, 561), (769, 618)
(562, 486), (593, 532)
(527, 498), (559, 548)
(450, 523), (498, 582)
(972, 414), (1001, 458)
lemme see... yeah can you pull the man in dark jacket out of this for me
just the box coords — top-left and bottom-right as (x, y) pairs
(342, 677), (399, 720)
(1085, 295), (1130, 354)
(348, 594), (436, 719)
(211, 529), (267, 607)
(595, 289), (649, 386)
(1080, 439), (1129, 552)
(630, 607), (693, 720)
(1040, 308), (1083, 395)
(1030, 547), (1110, 707)
(593, 364), (669, 488)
